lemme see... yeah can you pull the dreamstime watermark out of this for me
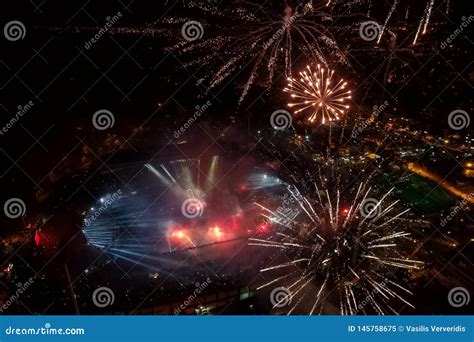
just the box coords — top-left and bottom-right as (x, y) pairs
(356, 278), (389, 312)
(359, 198), (381, 219)
(84, 12), (123, 49)
(92, 286), (115, 308)
(174, 100), (212, 138)
(84, 190), (122, 227)
(181, 21), (204, 41)
(448, 287), (470, 308)
(270, 192), (300, 225)
(5, 323), (85, 336)
(0, 101), (34, 136)
(440, 16), (474, 49)
(440, 193), (473, 227)
(92, 109), (115, 130)
(270, 109), (292, 130)
(3, 198), (26, 219)
(0, 277), (35, 313)
(181, 197), (204, 219)
(270, 286), (292, 308)
(359, 21), (380, 42)
(4, 20), (26, 41)
(174, 278), (212, 314)
(352, 101), (389, 139)
(448, 109), (470, 130)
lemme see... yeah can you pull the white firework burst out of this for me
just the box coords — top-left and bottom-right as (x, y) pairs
(251, 180), (423, 315)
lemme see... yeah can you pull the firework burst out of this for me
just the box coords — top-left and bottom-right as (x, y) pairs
(250, 179), (423, 315)
(165, 0), (348, 104)
(284, 64), (352, 124)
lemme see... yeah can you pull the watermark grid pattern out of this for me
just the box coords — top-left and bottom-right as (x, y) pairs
(0, 0), (472, 316)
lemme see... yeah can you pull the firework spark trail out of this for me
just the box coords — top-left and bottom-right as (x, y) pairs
(422, 0), (435, 34)
(377, 0), (399, 44)
(284, 64), (352, 124)
(368, 0), (436, 45)
(413, 13), (425, 44)
(250, 180), (423, 315)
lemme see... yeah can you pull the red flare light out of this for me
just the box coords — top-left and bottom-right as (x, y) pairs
(210, 226), (224, 239)
(257, 223), (269, 232)
(34, 230), (41, 246)
(171, 230), (185, 239)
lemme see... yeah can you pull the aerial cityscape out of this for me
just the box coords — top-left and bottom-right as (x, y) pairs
(0, 0), (472, 315)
